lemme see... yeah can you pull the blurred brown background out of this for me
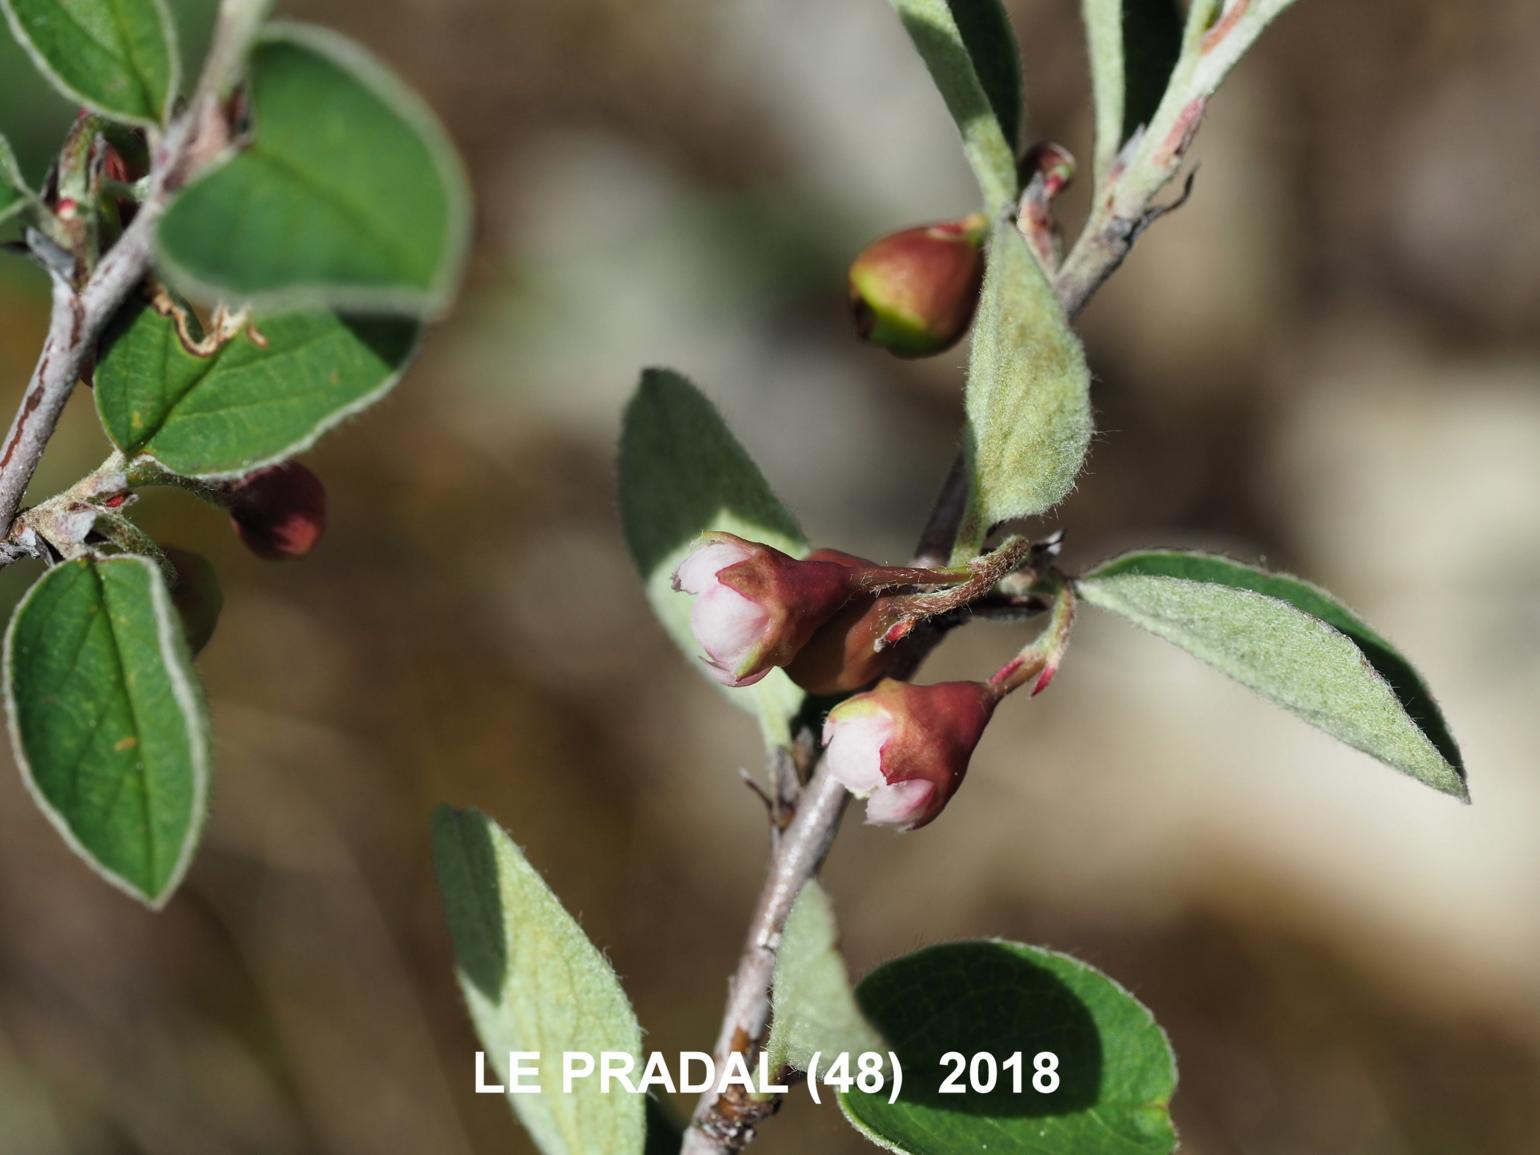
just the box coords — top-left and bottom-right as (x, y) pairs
(2, 1), (1539, 1152)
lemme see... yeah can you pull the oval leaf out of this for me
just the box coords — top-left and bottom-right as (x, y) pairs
(957, 219), (1093, 557)
(0, 134), (33, 224)
(766, 882), (881, 1074)
(433, 806), (645, 1155)
(890, 0), (1021, 213)
(4, 556), (210, 907)
(1078, 552), (1467, 799)
(155, 23), (470, 317)
(0, 0), (177, 127)
(618, 368), (807, 736)
(95, 295), (418, 478)
(840, 940), (1177, 1155)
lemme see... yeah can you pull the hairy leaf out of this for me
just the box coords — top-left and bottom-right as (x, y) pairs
(957, 219), (1092, 557)
(1079, 552), (1467, 799)
(889, 0), (1021, 214)
(156, 23), (470, 317)
(433, 807), (645, 1155)
(4, 556), (209, 906)
(0, 134), (32, 223)
(1082, 0), (1183, 187)
(618, 368), (806, 738)
(0, 0), (177, 126)
(95, 295), (418, 478)
(766, 882), (881, 1073)
(840, 940), (1177, 1155)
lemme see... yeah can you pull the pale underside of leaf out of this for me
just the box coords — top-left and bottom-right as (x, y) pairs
(958, 219), (1092, 557)
(767, 882), (881, 1073)
(433, 806), (645, 1155)
(1078, 572), (1467, 799)
(889, 0), (1021, 214)
(618, 368), (807, 741)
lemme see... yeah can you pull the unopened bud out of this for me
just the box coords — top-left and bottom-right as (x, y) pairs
(163, 547), (222, 656)
(822, 679), (998, 830)
(226, 461), (327, 561)
(849, 214), (988, 358)
(784, 549), (899, 695)
(672, 533), (858, 687)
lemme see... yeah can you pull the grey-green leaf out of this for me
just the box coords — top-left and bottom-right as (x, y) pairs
(1082, 0), (1183, 188)
(0, 134), (33, 223)
(839, 941), (1177, 1155)
(4, 556), (209, 907)
(889, 0), (1022, 214)
(0, 0), (177, 127)
(766, 882), (882, 1074)
(1079, 551), (1467, 799)
(95, 295), (418, 478)
(618, 368), (807, 738)
(956, 218), (1092, 558)
(155, 23), (470, 318)
(433, 806), (645, 1155)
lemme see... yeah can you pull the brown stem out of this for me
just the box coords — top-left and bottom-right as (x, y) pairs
(682, 23), (1226, 1152)
(0, 0), (264, 552)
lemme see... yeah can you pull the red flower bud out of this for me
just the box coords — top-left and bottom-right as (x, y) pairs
(162, 547), (222, 656)
(226, 462), (327, 561)
(822, 679), (998, 830)
(784, 548), (900, 695)
(672, 533), (858, 687)
(848, 213), (988, 358)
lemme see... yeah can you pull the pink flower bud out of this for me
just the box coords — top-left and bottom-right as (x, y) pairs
(848, 213), (988, 358)
(822, 679), (998, 830)
(672, 532), (857, 687)
(225, 462), (327, 562)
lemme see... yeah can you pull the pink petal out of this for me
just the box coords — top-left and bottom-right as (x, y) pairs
(864, 780), (935, 828)
(823, 711), (893, 796)
(674, 540), (753, 594)
(691, 584), (770, 671)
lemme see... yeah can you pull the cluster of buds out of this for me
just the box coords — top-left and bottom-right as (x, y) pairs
(672, 531), (1073, 831)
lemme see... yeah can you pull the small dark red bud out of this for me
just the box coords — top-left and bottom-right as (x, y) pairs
(848, 213), (988, 358)
(162, 547), (222, 656)
(226, 462), (327, 561)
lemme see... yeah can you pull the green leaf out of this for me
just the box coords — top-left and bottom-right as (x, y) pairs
(956, 219), (1092, 558)
(0, 134), (33, 223)
(618, 368), (807, 739)
(1078, 551), (1467, 799)
(0, 0), (177, 127)
(95, 295), (418, 478)
(4, 556), (209, 907)
(432, 807), (645, 1155)
(1082, 0), (1183, 188)
(155, 23), (470, 318)
(766, 882), (882, 1074)
(839, 940), (1177, 1155)
(890, 0), (1022, 214)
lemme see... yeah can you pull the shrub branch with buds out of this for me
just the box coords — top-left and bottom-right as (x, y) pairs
(0, 0), (469, 906)
(437, 3), (1469, 1155)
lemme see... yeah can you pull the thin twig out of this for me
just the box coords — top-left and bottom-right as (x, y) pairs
(0, 0), (266, 553)
(681, 8), (1270, 1149)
